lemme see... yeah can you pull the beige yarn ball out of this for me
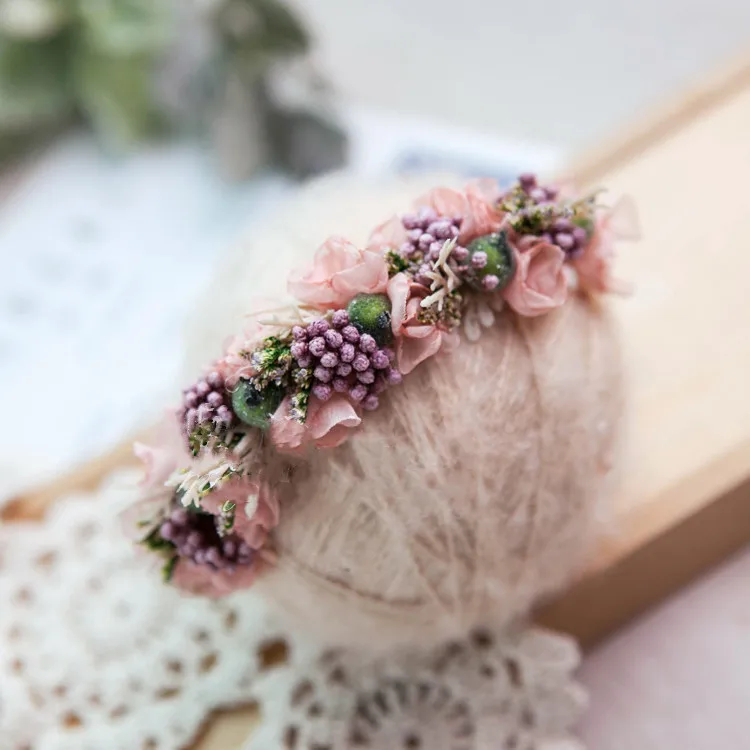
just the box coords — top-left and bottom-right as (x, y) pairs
(184, 173), (624, 650)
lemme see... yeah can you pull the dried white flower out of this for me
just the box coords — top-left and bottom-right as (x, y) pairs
(462, 295), (504, 342)
(421, 238), (461, 311)
(244, 492), (259, 519)
(167, 428), (259, 507)
(253, 300), (321, 328)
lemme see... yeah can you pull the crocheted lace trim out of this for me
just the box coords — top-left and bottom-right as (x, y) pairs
(0, 470), (586, 750)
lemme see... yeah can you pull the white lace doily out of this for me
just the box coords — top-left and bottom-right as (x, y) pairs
(0, 469), (290, 750)
(0, 474), (584, 750)
(249, 627), (587, 750)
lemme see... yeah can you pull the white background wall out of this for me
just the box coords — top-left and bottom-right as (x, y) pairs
(296, 0), (750, 149)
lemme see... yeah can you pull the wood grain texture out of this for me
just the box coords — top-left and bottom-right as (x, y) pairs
(7, 52), (750, 749)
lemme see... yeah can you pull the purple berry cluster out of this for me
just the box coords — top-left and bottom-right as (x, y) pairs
(398, 207), (470, 286)
(160, 506), (254, 572)
(536, 216), (589, 259)
(180, 370), (234, 436)
(290, 311), (402, 412)
(517, 174), (588, 258)
(518, 172), (559, 204)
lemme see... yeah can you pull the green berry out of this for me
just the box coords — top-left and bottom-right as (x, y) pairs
(466, 231), (516, 291)
(231, 379), (284, 430)
(346, 293), (392, 346)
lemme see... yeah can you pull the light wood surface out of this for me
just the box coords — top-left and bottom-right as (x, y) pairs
(7, 53), (750, 750)
(567, 52), (750, 567)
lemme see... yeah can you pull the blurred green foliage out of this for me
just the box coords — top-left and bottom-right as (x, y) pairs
(0, 0), (314, 161)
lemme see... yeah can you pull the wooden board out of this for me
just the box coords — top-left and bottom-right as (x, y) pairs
(6, 51), (750, 750)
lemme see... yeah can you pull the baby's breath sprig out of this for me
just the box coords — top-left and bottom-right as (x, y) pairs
(385, 248), (410, 276)
(499, 174), (600, 257)
(290, 366), (312, 422)
(250, 335), (294, 390)
(167, 462), (244, 508)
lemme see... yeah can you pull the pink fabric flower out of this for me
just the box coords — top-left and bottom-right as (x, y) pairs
(464, 178), (505, 239)
(288, 235), (389, 309)
(215, 337), (255, 388)
(172, 558), (262, 598)
(574, 196), (640, 294)
(367, 215), (408, 252)
(133, 412), (190, 489)
(200, 475), (279, 550)
(120, 495), (167, 543)
(503, 241), (568, 316)
(415, 185), (467, 219)
(270, 394), (362, 453)
(122, 414), (185, 542)
(216, 303), (284, 387)
(415, 180), (504, 244)
(388, 273), (447, 374)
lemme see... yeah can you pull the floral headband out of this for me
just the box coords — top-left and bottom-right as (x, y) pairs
(127, 174), (639, 597)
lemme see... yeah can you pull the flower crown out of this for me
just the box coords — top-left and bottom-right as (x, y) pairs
(127, 174), (639, 597)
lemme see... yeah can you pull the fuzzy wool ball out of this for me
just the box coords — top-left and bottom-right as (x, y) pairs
(183, 173), (624, 650)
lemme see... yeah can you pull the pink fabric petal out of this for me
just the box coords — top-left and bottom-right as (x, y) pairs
(199, 475), (280, 550)
(504, 242), (568, 316)
(367, 215), (408, 252)
(415, 181), (504, 242)
(403, 323), (438, 339)
(515, 234), (545, 253)
(273, 395), (362, 451)
(608, 195), (641, 241)
(466, 177), (502, 205)
(119, 495), (167, 542)
(288, 236), (360, 308)
(330, 249), (388, 299)
(415, 186), (468, 217)
(310, 236), (359, 279)
(134, 442), (175, 488)
(270, 397), (307, 454)
(307, 394), (362, 443)
(397, 328), (443, 374)
(387, 273), (410, 335)
(464, 178), (505, 240)
(573, 240), (608, 294)
(388, 275), (445, 373)
(218, 334), (257, 387)
(172, 558), (261, 598)
(239, 490), (280, 549)
(314, 424), (356, 449)
(440, 330), (461, 354)
(289, 236), (389, 309)
(573, 198), (638, 296)
(134, 412), (190, 489)
(218, 309), (288, 386)
(201, 484), (270, 548)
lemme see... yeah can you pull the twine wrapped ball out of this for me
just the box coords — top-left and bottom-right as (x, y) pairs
(184, 174), (624, 650)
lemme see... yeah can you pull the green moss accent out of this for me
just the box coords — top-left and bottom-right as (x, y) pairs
(252, 335), (293, 390)
(347, 293), (393, 346)
(385, 249), (409, 276)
